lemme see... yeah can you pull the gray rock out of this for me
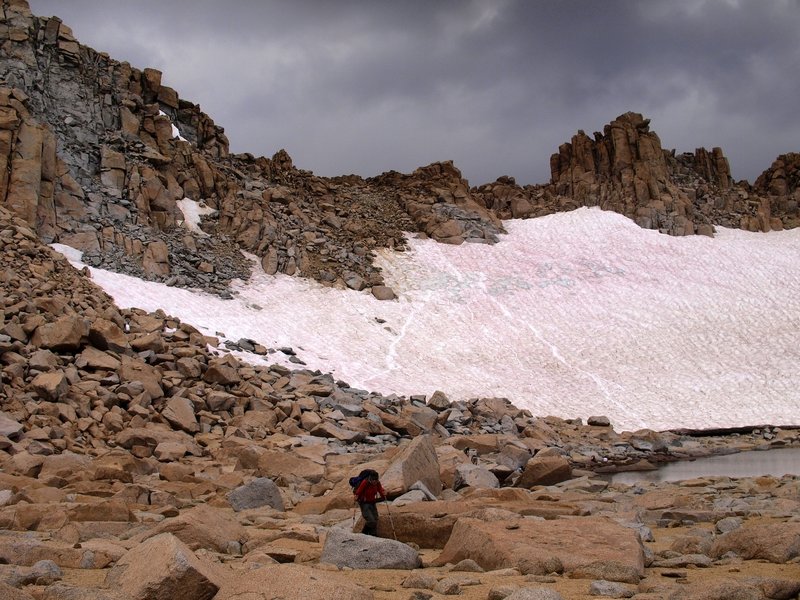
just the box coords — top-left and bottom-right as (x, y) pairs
(715, 516), (742, 534)
(401, 571), (437, 589)
(588, 579), (636, 597)
(320, 529), (421, 570)
(0, 412), (23, 440)
(408, 480), (437, 500)
(27, 560), (63, 586)
(651, 554), (713, 568)
(450, 558), (484, 572)
(453, 463), (499, 490)
(8, 560), (63, 587)
(433, 577), (462, 595)
(393, 490), (430, 506)
(227, 477), (284, 512)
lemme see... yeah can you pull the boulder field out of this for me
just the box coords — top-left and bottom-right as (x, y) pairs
(1, 0), (799, 598)
(1, 204), (799, 599)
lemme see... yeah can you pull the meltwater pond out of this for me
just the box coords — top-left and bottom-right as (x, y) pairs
(608, 447), (800, 485)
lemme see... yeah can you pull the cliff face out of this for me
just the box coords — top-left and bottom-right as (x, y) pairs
(2, 1), (798, 300)
(474, 112), (797, 237)
(0, 0), (503, 298)
(547, 112), (698, 235)
(753, 152), (800, 230)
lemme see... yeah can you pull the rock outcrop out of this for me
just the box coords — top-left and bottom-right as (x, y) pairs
(474, 113), (799, 237)
(753, 152), (800, 229)
(0, 0), (507, 300)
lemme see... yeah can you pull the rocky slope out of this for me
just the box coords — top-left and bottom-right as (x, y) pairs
(1, 1), (800, 599)
(0, 0), (503, 300)
(3, 1), (800, 302)
(2, 196), (800, 599)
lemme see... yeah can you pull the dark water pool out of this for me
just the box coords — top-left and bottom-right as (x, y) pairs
(607, 447), (800, 485)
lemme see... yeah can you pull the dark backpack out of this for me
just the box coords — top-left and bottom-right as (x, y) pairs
(349, 468), (378, 492)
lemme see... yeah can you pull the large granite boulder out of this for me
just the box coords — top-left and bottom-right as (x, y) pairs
(104, 533), (218, 600)
(433, 516), (645, 583)
(227, 477), (284, 512)
(381, 434), (442, 497)
(319, 529), (421, 570)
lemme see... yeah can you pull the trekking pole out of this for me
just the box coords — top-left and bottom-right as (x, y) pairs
(384, 498), (397, 540)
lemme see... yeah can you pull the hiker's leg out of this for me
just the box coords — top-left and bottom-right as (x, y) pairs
(359, 502), (376, 535)
(362, 503), (379, 535)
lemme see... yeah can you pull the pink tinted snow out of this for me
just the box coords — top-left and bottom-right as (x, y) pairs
(58, 208), (800, 432)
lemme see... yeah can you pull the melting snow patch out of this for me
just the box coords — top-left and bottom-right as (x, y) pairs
(176, 198), (216, 235)
(55, 207), (800, 432)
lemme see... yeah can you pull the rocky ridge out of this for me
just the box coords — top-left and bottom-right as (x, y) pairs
(0, 0), (503, 299)
(472, 112), (800, 238)
(2, 1), (800, 302)
(1, 204), (800, 598)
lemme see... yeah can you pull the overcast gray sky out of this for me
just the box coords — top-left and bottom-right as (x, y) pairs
(29, 0), (800, 186)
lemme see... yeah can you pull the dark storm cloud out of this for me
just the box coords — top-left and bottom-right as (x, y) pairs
(28, 0), (800, 185)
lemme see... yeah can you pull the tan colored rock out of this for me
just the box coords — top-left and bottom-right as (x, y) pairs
(38, 451), (92, 481)
(710, 521), (800, 563)
(371, 285), (396, 301)
(203, 358), (240, 385)
(7, 121), (43, 225)
(402, 404), (439, 431)
(31, 315), (87, 351)
(161, 396), (199, 433)
(154, 442), (193, 461)
(381, 434), (442, 497)
(434, 515), (645, 583)
(310, 421), (366, 443)
(436, 445), (471, 489)
(256, 450), (325, 484)
(76, 346), (121, 370)
(142, 240), (170, 277)
(136, 505), (247, 554)
(517, 452), (572, 488)
(120, 106), (140, 136)
(130, 331), (165, 353)
(100, 146), (126, 193)
(105, 533), (219, 600)
(6, 450), (44, 476)
(379, 410), (423, 436)
(0, 535), (117, 568)
(115, 425), (202, 456)
(88, 318), (130, 352)
(30, 370), (69, 400)
(65, 500), (134, 523)
(119, 355), (164, 399)
(0, 582), (35, 600)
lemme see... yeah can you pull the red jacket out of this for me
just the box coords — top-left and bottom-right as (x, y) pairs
(355, 479), (386, 503)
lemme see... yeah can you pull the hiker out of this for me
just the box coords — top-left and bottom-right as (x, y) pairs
(353, 469), (386, 536)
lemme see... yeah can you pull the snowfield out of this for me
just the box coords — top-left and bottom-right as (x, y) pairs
(53, 208), (800, 432)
